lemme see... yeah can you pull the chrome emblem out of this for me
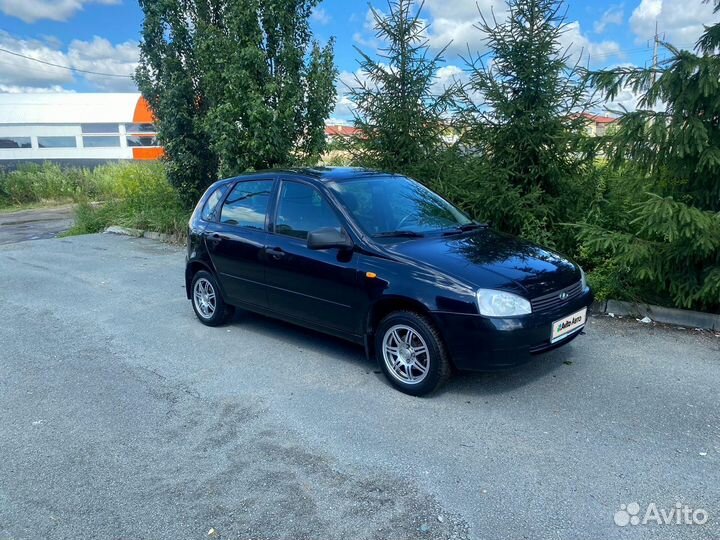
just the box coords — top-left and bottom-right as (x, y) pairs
(559, 292), (569, 300)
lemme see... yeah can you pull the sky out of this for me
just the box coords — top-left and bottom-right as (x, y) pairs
(0, 0), (718, 120)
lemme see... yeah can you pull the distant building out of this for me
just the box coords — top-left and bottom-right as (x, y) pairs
(0, 93), (162, 169)
(579, 113), (617, 137)
(324, 124), (360, 142)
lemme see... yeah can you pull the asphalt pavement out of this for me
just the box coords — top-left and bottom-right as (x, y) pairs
(0, 233), (718, 540)
(0, 206), (74, 245)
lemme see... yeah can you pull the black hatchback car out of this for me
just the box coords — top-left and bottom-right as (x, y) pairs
(186, 167), (593, 395)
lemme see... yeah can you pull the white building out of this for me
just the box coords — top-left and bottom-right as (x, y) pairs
(0, 93), (162, 169)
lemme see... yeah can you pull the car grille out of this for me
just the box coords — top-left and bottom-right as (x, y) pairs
(531, 280), (583, 314)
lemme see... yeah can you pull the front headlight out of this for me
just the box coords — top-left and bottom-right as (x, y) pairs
(580, 266), (587, 290)
(476, 289), (532, 317)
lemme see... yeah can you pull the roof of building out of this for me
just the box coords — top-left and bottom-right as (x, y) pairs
(0, 93), (145, 124)
(325, 125), (360, 137)
(578, 112), (617, 124)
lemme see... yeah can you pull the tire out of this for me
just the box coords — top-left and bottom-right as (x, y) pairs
(190, 270), (235, 327)
(374, 310), (451, 396)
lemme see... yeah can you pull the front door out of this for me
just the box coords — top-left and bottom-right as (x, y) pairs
(206, 178), (275, 309)
(264, 179), (364, 335)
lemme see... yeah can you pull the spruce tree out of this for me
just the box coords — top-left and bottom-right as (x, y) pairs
(458, 0), (597, 246)
(347, 0), (456, 172)
(582, 0), (720, 311)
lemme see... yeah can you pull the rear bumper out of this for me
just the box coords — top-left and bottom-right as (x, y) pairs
(430, 288), (593, 371)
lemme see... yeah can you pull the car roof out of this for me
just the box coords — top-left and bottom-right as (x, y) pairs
(220, 167), (396, 185)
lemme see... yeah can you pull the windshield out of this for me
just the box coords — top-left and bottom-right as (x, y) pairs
(329, 176), (472, 236)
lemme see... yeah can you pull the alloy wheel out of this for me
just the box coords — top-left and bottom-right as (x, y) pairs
(193, 277), (216, 319)
(381, 324), (430, 384)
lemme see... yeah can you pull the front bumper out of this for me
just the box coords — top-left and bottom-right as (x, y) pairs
(430, 288), (594, 371)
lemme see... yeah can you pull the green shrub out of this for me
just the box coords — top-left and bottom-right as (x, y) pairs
(67, 162), (189, 237)
(65, 201), (119, 235)
(0, 161), (189, 237)
(0, 163), (93, 206)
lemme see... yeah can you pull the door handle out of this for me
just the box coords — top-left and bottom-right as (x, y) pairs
(207, 233), (226, 246)
(265, 247), (285, 260)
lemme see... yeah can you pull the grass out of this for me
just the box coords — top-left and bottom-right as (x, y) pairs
(0, 163), (107, 208)
(1, 161), (189, 238)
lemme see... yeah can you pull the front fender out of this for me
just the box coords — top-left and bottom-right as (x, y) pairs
(359, 253), (478, 313)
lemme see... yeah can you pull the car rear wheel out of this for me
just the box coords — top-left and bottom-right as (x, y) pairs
(191, 270), (234, 326)
(375, 311), (451, 396)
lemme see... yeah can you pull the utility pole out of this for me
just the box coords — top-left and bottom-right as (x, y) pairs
(651, 21), (664, 85)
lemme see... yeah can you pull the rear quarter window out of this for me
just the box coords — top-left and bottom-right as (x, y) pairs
(220, 180), (274, 229)
(201, 185), (229, 222)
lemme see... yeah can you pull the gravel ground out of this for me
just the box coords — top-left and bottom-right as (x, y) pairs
(0, 233), (718, 540)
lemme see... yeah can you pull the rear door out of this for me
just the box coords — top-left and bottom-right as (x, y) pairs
(205, 178), (275, 310)
(264, 179), (364, 335)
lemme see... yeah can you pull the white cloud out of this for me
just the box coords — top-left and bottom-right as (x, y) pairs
(67, 37), (138, 91)
(0, 31), (138, 93)
(432, 64), (466, 95)
(422, 0), (620, 64)
(311, 7), (331, 26)
(352, 8), (380, 49)
(332, 94), (356, 120)
(629, 0), (716, 46)
(424, 0), (506, 56)
(331, 69), (361, 120)
(0, 84), (73, 93)
(332, 63), (466, 120)
(351, 1), (500, 59)
(606, 85), (643, 112)
(559, 21), (623, 67)
(0, 0), (119, 24)
(594, 5), (625, 34)
(0, 32), (75, 87)
(595, 62), (667, 113)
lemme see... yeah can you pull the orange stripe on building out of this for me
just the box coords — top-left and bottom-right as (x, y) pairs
(132, 96), (165, 160)
(132, 147), (165, 160)
(133, 96), (155, 124)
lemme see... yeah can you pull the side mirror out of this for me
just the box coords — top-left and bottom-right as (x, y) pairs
(307, 227), (353, 250)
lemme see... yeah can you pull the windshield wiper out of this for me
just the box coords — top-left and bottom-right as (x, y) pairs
(442, 222), (487, 235)
(372, 230), (424, 238)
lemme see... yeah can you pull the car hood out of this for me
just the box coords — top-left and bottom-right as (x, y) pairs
(382, 229), (580, 298)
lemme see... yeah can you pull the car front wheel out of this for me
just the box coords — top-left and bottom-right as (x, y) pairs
(191, 270), (234, 326)
(375, 311), (451, 396)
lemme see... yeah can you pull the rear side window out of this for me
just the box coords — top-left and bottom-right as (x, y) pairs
(201, 184), (229, 222)
(220, 180), (274, 229)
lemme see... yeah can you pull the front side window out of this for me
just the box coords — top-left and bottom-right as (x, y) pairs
(201, 184), (229, 222)
(275, 181), (341, 240)
(37, 136), (77, 148)
(329, 176), (471, 236)
(220, 180), (273, 229)
(0, 137), (31, 149)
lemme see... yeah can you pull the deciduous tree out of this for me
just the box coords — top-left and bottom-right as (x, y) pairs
(136, 0), (336, 204)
